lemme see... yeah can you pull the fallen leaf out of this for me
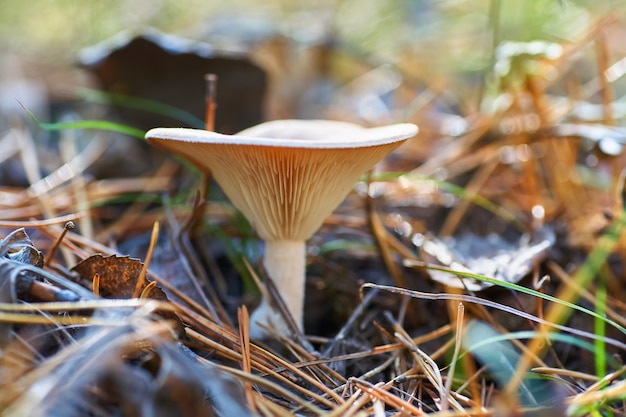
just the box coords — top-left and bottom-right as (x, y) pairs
(72, 254), (167, 300)
(413, 227), (555, 291)
(79, 28), (267, 134)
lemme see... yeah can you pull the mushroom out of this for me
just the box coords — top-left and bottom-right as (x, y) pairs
(146, 119), (418, 337)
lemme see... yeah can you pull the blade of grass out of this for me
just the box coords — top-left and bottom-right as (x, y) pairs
(402, 260), (626, 336)
(595, 266), (608, 379)
(361, 283), (626, 351)
(22, 104), (145, 139)
(442, 303), (464, 412)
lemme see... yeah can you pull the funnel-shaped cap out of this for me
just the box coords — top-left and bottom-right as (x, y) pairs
(146, 119), (417, 241)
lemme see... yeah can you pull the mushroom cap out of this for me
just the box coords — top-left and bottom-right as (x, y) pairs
(146, 119), (417, 241)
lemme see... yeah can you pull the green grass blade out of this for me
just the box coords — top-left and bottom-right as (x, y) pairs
(22, 104), (145, 139)
(595, 268), (608, 379)
(404, 260), (626, 336)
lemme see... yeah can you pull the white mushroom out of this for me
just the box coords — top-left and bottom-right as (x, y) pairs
(146, 119), (418, 337)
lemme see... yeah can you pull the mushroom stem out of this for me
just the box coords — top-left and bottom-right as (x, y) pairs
(261, 239), (306, 330)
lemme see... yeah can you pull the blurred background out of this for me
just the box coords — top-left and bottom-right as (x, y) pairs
(2, 0), (624, 125)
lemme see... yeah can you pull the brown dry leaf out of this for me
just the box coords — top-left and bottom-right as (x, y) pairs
(80, 28), (267, 134)
(71, 254), (185, 337)
(72, 254), (168, 301)
(412, 227), (555, 291)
